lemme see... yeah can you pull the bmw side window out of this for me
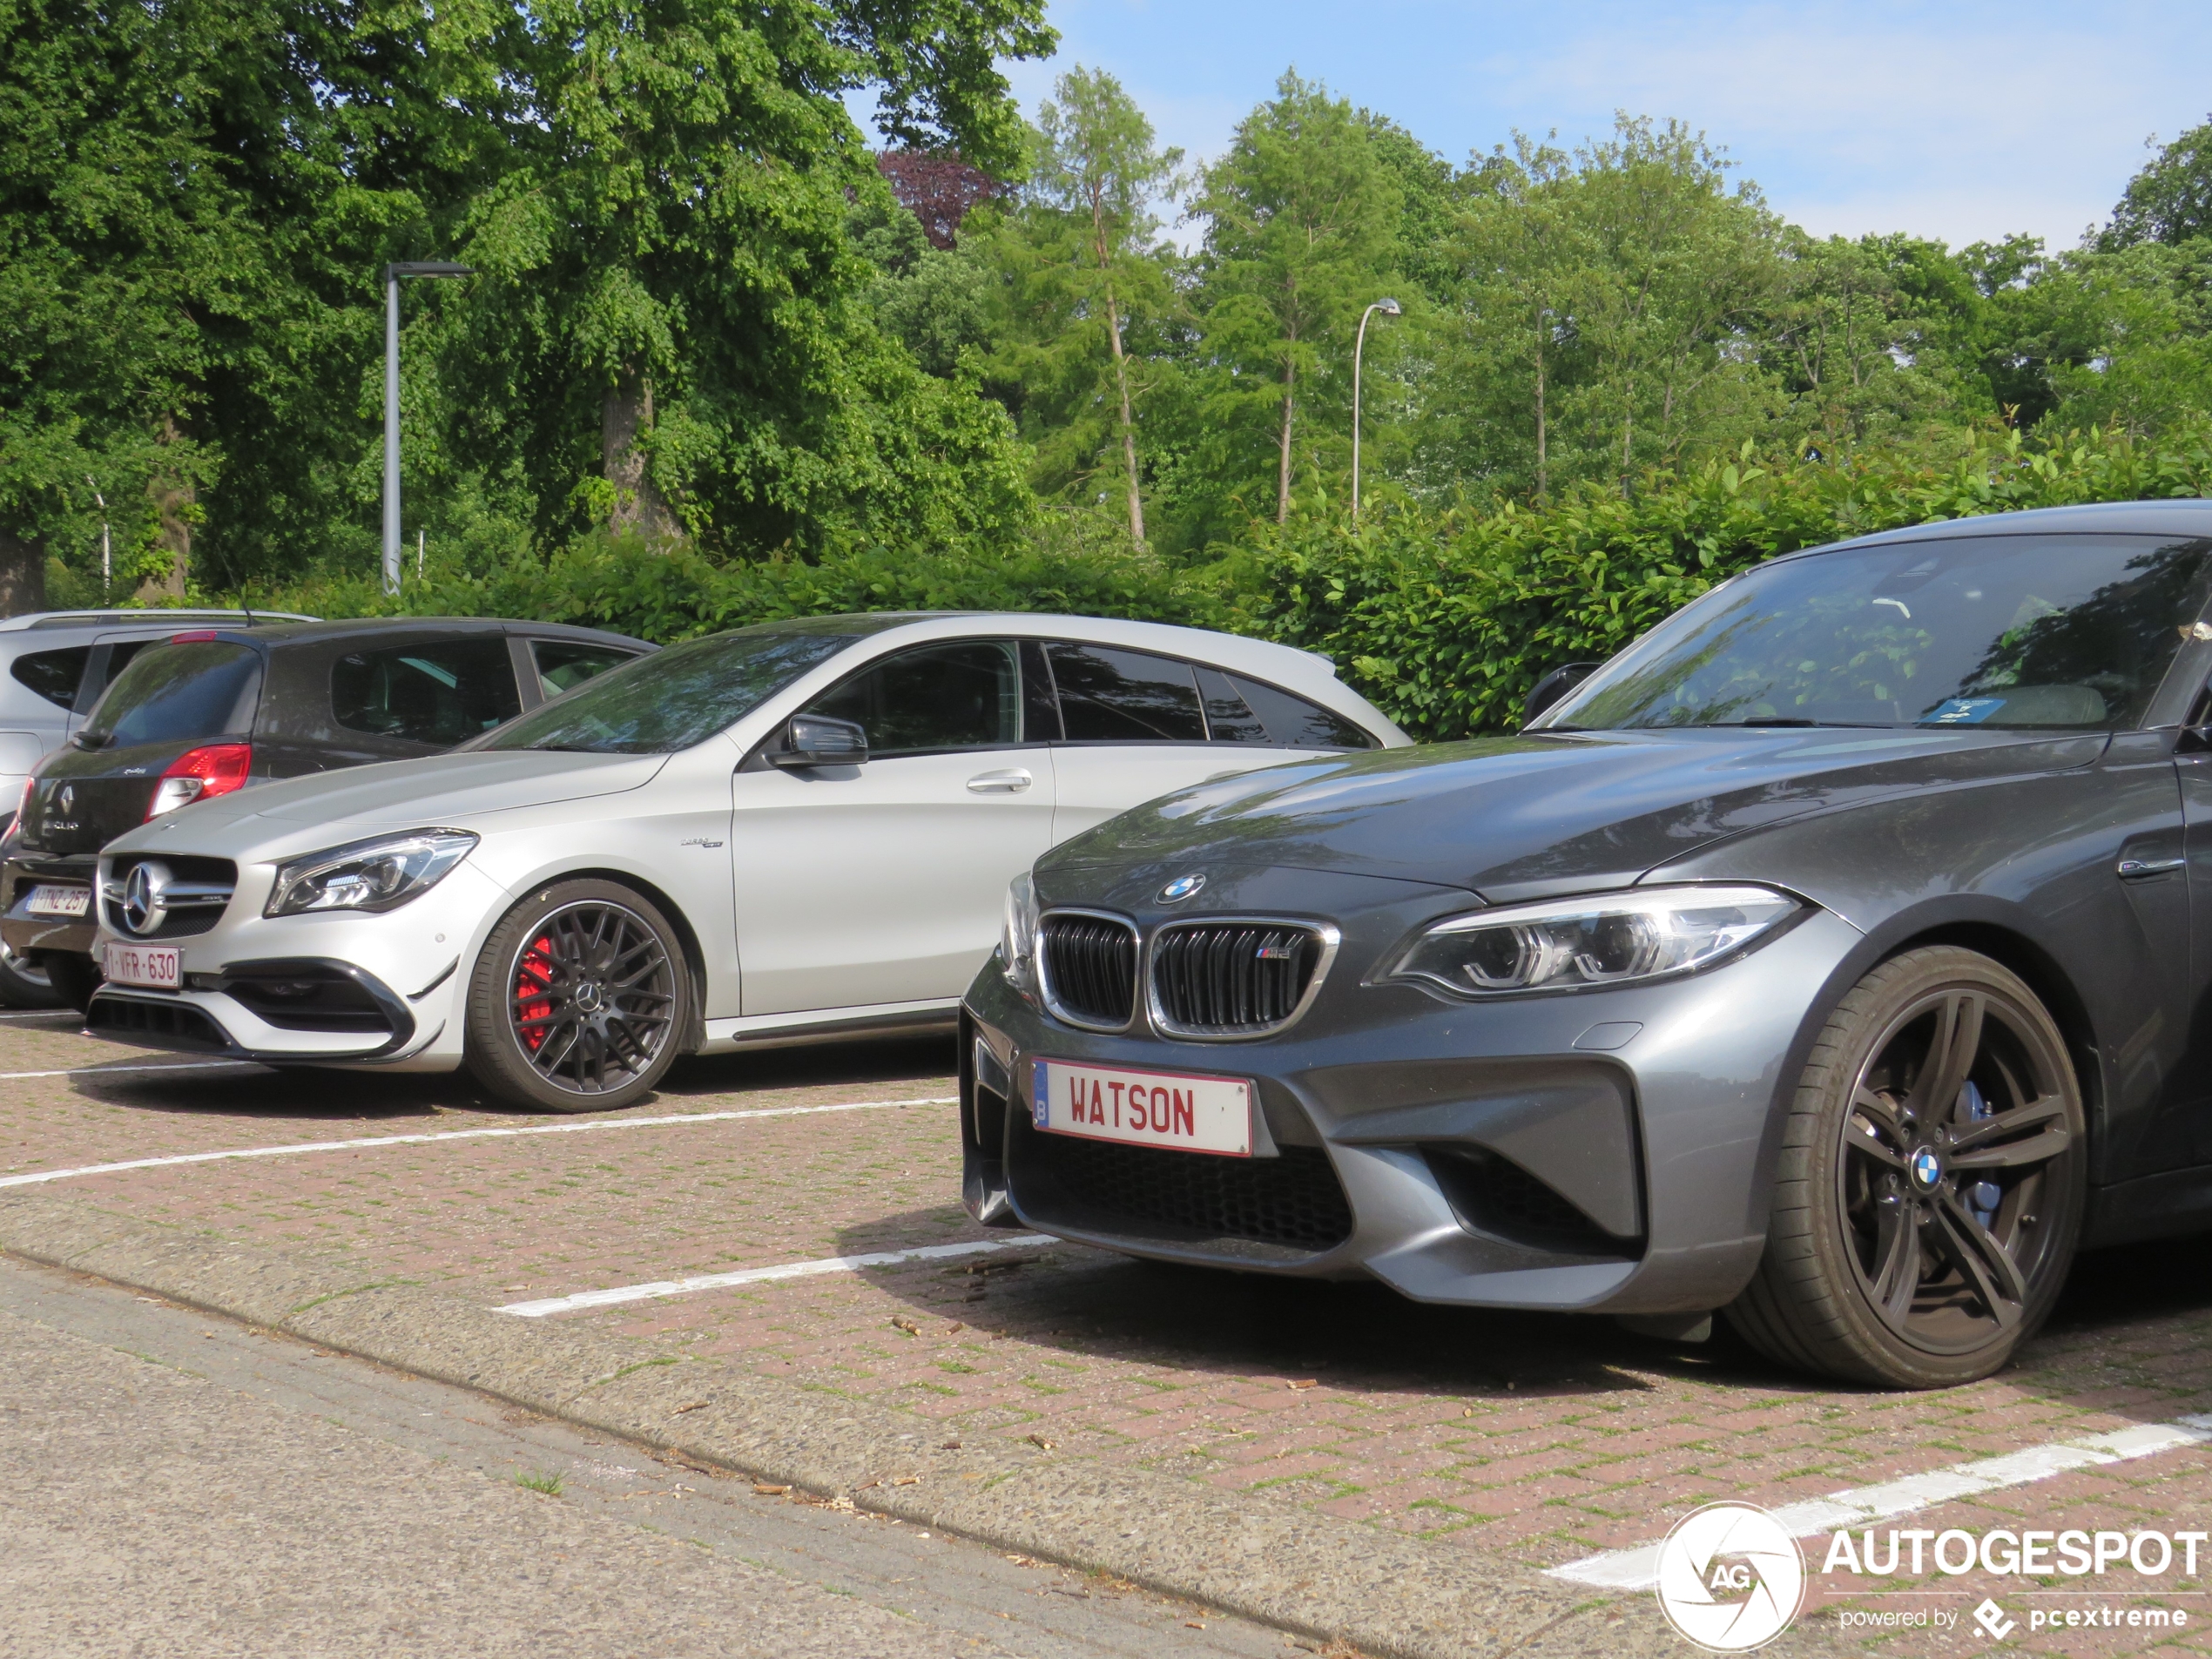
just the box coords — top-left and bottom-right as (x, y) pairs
(805, 640), (1022, 756)
(532, 640), (639, 699)
(331, 639), (523, 746)
(1048, 644), (1206, 742)
(1228, 674), (1376, 749)
(10, 646), (91, 710)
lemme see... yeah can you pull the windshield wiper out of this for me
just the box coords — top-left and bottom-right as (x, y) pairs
(1727, 718), (1894, 729)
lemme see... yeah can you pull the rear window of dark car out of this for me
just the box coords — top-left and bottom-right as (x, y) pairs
(332, 638), (521, 746)
(82, 642), (261, 748)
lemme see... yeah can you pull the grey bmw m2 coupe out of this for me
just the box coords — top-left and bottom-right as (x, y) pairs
(961, 500), (2212, 1387)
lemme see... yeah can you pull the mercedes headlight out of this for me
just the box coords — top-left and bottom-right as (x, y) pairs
(1001, 870), (1041, 1000)
(265, 829), (478, 918)
(1381, 885), (1801, 997)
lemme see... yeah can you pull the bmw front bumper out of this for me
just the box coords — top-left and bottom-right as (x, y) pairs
(959, 865), (1866, 1317)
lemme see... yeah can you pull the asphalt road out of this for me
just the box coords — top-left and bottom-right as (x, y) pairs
(0, 1254), (1302, 1659)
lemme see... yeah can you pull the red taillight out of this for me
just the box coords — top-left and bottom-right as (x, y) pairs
(169, 630), (218, 643)
(146, 742), (252, 820)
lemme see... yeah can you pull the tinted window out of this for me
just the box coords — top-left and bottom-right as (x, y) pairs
(807, 641), (1021, 754)
(1049, 644), (1206, 742)
(533, 640), (639, 699)
(1196, 668), (1270, 743)
(475, 629), (863, 754)
(331, 638), (521, 746)
(1551, 534), (2212, 732)
(1231, 674), (1377, 748)
(10, 647), (90, 711)
(84, 643), (261, 748)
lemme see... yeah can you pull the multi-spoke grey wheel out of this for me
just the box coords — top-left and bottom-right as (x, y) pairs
(465, 879), (691, 1112)
(1728, 947), (2084, 1387)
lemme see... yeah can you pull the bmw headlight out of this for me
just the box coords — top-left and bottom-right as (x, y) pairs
(1381, 885), (1801, 997)
(1001, 870), (1041, 1000)
(265, 829), (479, 918)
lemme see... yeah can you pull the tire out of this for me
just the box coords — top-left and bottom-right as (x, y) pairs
(463, 879), (691, 1113)
(37, 950), (101, 1015)
(1724, 946), (2085, 1388)
(0, 940), (65, 1009)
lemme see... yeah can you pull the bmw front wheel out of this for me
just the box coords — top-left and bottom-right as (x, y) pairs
(1727, 947), (2084, 1388)
(464, 880), (691, 1113)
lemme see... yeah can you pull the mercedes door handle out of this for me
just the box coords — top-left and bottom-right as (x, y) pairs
(967, 768), (1033, 794)
(2117, 855), (2186, 880)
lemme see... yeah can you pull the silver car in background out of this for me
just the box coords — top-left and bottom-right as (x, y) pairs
(81, 612), (1406, 1110)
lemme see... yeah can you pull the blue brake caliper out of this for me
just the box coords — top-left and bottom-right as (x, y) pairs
(1959, 1080), (2001, 1229)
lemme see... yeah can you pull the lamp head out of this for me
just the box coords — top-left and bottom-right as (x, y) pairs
(1376, 297), (1402, 317)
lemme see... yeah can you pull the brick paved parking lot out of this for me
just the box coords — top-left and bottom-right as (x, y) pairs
(10, 1009), (2212, 1654)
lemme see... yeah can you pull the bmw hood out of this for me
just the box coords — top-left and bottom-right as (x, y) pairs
(1044, 726), (2111, 902)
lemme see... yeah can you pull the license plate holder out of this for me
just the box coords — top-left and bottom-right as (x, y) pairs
(101, 941), (180, 990)
(1031, 1057), (1254, 1157)
(25, 883), (90, 919)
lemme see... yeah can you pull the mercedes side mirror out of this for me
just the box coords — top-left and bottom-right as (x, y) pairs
(770, 713), (869, 769)
(1522, 663), (1600, 728)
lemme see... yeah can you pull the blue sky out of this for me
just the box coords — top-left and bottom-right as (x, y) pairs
(970, 0), (2212, 252)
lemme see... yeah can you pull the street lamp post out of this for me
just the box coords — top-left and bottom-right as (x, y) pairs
(382, 261), (472, 596)
(1351, 296), (1401, 525)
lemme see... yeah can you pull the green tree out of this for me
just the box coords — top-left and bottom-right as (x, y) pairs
(2101, 118), (2212, 249)
(1190, 71), (1402, 523)
(1023, 67), (1184, 545)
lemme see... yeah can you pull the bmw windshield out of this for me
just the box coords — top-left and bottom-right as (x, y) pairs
(471, 628), (864, 754)
(1543, 532), (2212, 732)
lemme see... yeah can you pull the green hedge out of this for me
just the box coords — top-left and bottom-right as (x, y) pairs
(1244, 426), (2212, 738)
(206, 425), (2212, 743)
(239, 512), (1222, 644)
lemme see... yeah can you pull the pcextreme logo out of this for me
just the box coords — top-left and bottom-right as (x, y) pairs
(1654, 1502), (1807, 1651)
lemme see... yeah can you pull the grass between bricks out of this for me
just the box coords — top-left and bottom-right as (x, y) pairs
(0, 1190), (1767, 1659)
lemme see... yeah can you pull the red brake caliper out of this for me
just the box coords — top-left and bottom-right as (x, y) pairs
(514, 933), (556, 1051)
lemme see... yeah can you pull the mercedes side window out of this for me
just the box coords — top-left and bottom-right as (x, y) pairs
(1048, 644), (1207, 742)
(1194, 667), (1271, 743)
(532, 640), (640, 700)
(806, 640), (1022, 756)
(331, 638), (522, 746)
(10, 647), (91, 711)
(1231, 674), (1377, 748)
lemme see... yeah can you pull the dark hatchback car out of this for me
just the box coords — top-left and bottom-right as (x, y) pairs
(965, 500), (2212, 1388)
(2, 617), (650, 1006)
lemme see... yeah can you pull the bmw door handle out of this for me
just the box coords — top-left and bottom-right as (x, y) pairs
(967, 768), (1033, 794)
(2117, 855), (2186, 880)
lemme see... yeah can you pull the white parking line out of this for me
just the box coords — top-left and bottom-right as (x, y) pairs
(496, 1234), (1057, 1317)
(1548, 1415), (2212, 1589)
(0, 1096), (956, 1190)
(0, 1061), (259, 1081)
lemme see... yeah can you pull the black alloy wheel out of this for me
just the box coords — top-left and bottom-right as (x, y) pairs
(1728, 947), (2085, 1387)
(465, 879), (690, 1112)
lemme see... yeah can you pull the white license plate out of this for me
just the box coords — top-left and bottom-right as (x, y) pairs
(101, 941), (180, 989)
(25, 884), (90, 918)
(1031, 1057), (1252, 1157)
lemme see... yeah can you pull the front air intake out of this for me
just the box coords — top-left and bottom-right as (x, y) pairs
(1148, 921), (1332, 1038)
(1039, 912), (1139, 1030)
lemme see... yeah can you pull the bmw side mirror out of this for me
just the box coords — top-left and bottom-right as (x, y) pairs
(1522, 663), (1600, 729)
(771, 713), (869, 769)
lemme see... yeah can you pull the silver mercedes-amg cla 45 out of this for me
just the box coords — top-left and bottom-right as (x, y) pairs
(83, 613), (1403, 1111)
(962, 501), (2212, 1387)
